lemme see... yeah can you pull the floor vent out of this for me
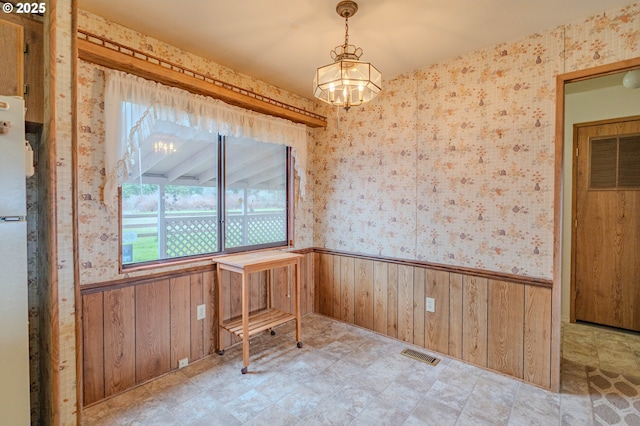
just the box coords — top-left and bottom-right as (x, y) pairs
(401, 348), (440, 366)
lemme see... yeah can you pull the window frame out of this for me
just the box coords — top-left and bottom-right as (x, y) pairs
(118, 136), (293, 272)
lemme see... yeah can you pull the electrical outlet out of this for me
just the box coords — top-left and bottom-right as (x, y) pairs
(178, 358), (188, 369)
(197, 304), (206, 320)
(426, 297), (435, 313)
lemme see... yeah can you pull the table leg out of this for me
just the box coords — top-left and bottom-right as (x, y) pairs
(216, 265), (224, 355)
(241, 271), (250, 373)
(295, 260), (301, 345)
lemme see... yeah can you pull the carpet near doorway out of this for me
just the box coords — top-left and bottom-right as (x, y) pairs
(587, 367), (640, 425)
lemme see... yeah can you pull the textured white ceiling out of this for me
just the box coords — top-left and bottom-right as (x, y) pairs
(79, 0), (635, 99)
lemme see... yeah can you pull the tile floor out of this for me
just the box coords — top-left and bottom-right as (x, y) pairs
(83, 314), (640, 425)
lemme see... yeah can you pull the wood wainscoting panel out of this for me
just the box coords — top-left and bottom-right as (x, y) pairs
(82, 292), (104, 405)
(425, 269), (450, 354)
(318, 253), (333, 316)
(340, 256), (355, 324)
(487, 280), (524, 378)
(202, 270), (215, 356)
(271, 267), (289, 314)
(311, 250), (554, 389)
(354, 258), (374, 330)
(448, 273), (464, 359)
(170, 276), (191, 370)
(373, 261), (388, 335)
(81, 266), (242, 405)
(313, 253), (321, 314)
(333, 255), (342, 319)
(524, 285), (552, 388)
(103, 286), (135, 397)
(462, 276), (488, 367)
(135, 280), (171, 384)
(304, 253), (315, 315)
(397, 265), (415, 343)
(387, 264), (399, 339)
(190, 273), (205, 361)
(413, 268), (426, 348)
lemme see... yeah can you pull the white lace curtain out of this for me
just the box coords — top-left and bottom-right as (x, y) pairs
(103, 69), (307, 210)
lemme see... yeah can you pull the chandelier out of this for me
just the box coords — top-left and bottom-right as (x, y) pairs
(313, 1), (382, 111)
(154, 141), (176, 154)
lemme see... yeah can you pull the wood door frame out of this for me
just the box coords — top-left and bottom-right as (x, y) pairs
(570, 115), (640, 324)
(554, 57), (640, 392)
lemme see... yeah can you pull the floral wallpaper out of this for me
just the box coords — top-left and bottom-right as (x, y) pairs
(77, 10), (316, 285)
(312, 2), (640, 280)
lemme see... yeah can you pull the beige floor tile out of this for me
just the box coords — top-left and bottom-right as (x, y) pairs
(300, 399), (356, 425)
(412, 398), (461, 425)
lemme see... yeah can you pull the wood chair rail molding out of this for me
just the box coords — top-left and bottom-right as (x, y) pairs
(77, 30), (327, 128)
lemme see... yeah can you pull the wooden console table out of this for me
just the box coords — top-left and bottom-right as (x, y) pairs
(215, 250), (303, 374)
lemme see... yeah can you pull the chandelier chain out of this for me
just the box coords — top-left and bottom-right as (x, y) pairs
(344, 16), (349, 47)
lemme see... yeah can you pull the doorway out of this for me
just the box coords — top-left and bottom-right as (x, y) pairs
(558, 63), (640, 390)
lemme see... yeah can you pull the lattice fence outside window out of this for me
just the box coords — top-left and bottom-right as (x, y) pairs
(158, 212), (286, 257)
(166, 217), (218, 258)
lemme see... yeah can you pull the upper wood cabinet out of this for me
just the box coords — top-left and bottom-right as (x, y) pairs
(0, 19), (23, 97)
(0, 16), (44, 124)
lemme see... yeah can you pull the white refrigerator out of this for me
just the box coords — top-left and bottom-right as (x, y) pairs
(0, 95), (31, 425)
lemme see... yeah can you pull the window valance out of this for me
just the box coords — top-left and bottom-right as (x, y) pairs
(103, 69), (307, 210)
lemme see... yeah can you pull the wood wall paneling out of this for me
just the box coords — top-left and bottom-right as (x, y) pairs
(524, 285), (552, 388)
(170, 276), (191, 369)
(249, 272), (266, 314)
(313, 253), (321, 314)
(340, 256), (355, 324)
(387, 264), (398, 338)
(190, 273), (204, 361)
(487, 280), (524, 378)
(373, 261), (388, 335)
(82, 262), (304, 405)
(306, 251), (553, 389)
(135, 280), (171, 384)
(82, 293), (104, 405)
(332, 254), (341, 319)
(425, 270), (450, 354)
(354, 258), (374, 330)
(397, 265), (414, 343)
(462, 276), (488, 366)
(318, 253), (332, 316)
(305, 253), (315, 315)
(448, 273), (464, 359)
(202, 270), (215, 356)
(413, 268), (425, 348)
(103, 287), (135, 397)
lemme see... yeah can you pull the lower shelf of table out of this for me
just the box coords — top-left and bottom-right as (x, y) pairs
(220, 308), (295, 340)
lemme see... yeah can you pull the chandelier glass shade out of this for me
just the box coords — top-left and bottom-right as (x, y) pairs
(313, 1), (382, 110)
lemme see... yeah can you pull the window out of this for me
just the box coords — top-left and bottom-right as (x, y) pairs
(121, 135), (290, 266)
(104, 70), (306, 268)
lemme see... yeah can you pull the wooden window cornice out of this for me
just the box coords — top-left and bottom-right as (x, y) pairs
(77, 30), (327, 128)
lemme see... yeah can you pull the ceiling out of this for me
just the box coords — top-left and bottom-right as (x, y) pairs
(79, 0), (634, 100)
